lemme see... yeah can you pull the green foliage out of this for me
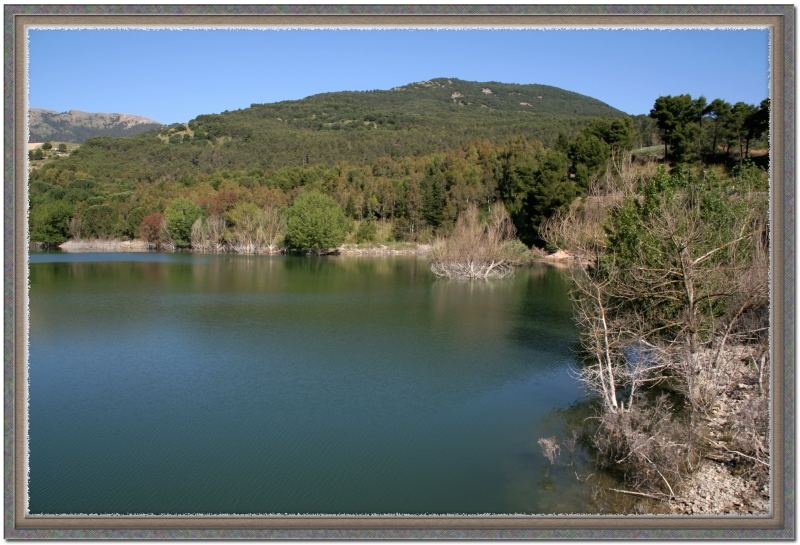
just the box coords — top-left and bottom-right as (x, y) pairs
(500, 144), (575, 246)
(25, 84), (769, 251)
(81, 204), (118, 238)
(225, 202), (261, 229)
(421, 160), (447, 228)
(28, 79), (621, 197)
(124, 207), (148, 239)
(41, 142), (53, 151)
(286, 191), (349, 251)
(650, 94), (769, 164)
(29, 200), (73, 244)
(165, 198), (202, 248)
(584, 118), (636, 151)
(731, 160), (769, 192)
(57, 143), (67, 153)
(354, 220), (378, 243)
(568, 134), (610, 189)
(649, 95), (706, 162)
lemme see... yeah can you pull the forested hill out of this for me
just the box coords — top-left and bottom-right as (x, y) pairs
(29, 78), (646, 247)
(30, 78), (627, 183)
(203, 77), (625, 132)
(184, 77), (625, 165)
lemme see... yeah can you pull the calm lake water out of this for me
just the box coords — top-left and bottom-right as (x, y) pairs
(28, 253), (606, 515)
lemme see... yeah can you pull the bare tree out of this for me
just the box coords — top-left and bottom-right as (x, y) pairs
(568, 170), (769, 500)
(430, 202), (520, 279)
(227, 206), (287, 254)
(68, 216), (83, 240)
(191, 215), (227, 253)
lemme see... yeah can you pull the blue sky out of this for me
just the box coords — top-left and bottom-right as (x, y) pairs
(29, 29), (769, 123)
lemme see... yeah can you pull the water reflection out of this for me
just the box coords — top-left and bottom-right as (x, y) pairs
(29, 253), (600, 515)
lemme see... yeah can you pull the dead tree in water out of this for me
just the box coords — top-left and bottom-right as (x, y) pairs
(227, 206), (287, 254)
(429, 203), (520, 279)
(191, 215), (227, 253)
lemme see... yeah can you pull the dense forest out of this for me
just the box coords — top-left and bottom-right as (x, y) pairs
(28, 79), (767, 255)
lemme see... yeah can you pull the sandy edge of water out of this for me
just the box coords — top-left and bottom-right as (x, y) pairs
(51, 240), (582, 265)
(52, 239), (434, 256)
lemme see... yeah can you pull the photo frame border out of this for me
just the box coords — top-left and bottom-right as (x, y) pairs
(4, 4), (795, 540)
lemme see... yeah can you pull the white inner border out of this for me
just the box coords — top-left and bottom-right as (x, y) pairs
(22, 24), (775, 519)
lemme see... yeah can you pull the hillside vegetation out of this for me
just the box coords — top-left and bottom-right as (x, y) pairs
(28, 82), (764, 258)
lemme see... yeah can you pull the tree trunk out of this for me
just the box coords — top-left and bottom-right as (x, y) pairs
(711, 123), (719, 156)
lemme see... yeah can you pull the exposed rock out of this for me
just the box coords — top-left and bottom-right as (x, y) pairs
(544, 249), (575, 261)
(29, 108), (162, 143)
(669, 462), (769, 515)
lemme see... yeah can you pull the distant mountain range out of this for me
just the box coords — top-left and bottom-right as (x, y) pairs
(29, 108), (162, 143)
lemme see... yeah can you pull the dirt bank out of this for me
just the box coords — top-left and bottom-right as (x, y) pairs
(59, 239), (151, 252)
(669, 345), (770, 515)
(336, 243), (432, 256)
(54, 239), (433, 256)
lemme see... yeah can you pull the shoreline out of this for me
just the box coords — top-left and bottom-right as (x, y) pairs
(41, 239), (576, 266)
(49, 239), (435, 256)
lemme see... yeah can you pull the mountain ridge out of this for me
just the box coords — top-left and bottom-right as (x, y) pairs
(29, 108), (162, 143)
(223, 77), (626, 124)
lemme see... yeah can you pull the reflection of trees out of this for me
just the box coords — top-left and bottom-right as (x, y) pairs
(189, 255), (284, 293)
(30, 259), (173, 292)
(507, 266), (576, 353)
(428, 276), (515, 345)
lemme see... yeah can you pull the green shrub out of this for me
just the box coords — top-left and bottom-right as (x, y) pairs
(29, 200), (73, 244)
(82, 204), (118, 238)
(354, 220), (377, 243)
(165, 197), (202, 248)
(125, 207), (148, 239)
(285, 191), (348, 251)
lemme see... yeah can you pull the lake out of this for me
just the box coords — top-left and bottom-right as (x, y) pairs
(28, 252), (607, 515)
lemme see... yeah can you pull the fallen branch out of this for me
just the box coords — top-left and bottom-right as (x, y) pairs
(607, 487), (669, 501)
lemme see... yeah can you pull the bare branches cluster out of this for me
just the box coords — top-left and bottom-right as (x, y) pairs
(430, 203), (522, 279)
(557, 163), (770, 505)
(540, 161), (659, 262)
(191, 215), (226, 253)
(190, 206), (287, 254)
